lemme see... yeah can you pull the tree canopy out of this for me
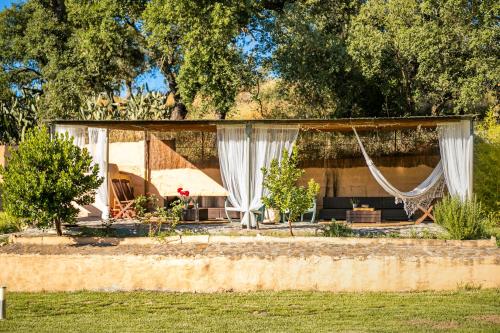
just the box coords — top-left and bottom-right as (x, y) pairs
(0, 0), (497, 122)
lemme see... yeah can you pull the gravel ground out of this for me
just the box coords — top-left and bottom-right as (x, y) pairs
(1, 240), (498, 260)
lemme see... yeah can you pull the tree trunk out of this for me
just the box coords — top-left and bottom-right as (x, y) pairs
(170, 103), (187, 120)
(55, 218), (63, 236)
(162, 61), (188, 120)
(288, 219), (294, 236)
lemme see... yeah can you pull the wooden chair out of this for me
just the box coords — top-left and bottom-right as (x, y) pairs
(110, 179), (136, 219)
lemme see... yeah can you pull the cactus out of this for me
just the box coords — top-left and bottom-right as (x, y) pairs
(79, 89), (172, 120)
(0, 96), (38, 144)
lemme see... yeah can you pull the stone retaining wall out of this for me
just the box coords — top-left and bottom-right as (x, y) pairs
(1, 237), (498, 293)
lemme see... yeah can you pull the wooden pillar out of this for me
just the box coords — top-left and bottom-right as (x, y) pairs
(106, 129), (110, 215)
(144, 130), (150, 196)
(469, 119), (474, 199)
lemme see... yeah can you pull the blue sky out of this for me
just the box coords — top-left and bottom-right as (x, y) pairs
(0, 0), (168, 93)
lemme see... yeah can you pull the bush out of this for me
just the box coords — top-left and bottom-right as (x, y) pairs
(434, 196), (488, 240)
(0, 212), (24, 234)
(0, 127), (103, 235)
(474, 109), (500, 216)
(322, 220), (354, 237)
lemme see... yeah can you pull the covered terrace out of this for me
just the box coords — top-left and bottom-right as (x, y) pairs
(50, 115), (474, 227)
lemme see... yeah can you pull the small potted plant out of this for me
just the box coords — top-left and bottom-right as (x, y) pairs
(350, 198), (359, 209)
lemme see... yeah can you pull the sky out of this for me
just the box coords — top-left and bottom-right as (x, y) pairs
(0, 0), (168, 93)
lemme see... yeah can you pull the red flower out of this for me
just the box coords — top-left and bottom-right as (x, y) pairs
(184, 190), (190, 197)
(177, 187), (183, 193)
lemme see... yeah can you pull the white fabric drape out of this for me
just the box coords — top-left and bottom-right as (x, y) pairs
(352, 128), (445, 216)
(217, 125), (299, 227)
(437, 120), (473, 201)
(55, 125), (86, 148)
(88, 128), (109, 219)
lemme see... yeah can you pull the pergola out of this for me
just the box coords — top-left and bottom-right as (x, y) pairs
(51, 115), (474, 225)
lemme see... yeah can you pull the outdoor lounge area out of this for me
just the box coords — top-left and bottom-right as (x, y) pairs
(51, 115), (474, 228)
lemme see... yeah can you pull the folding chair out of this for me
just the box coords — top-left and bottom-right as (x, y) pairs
(110, 179), (136, 219)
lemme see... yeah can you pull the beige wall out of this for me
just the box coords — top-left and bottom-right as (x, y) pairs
(0, 250), (498, 292)
(109, 140), (439, 208)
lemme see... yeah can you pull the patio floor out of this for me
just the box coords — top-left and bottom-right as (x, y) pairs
(53, 218), (445, 238)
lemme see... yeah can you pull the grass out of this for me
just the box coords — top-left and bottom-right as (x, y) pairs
(0, 290), (498, 332)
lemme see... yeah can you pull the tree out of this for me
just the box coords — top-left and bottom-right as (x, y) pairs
(0, 0), (147, 119)
(142, 0), (256, 119)
(261, 147), (319, 236)
(0, 127), (103, 236)
(348, 0), (499, 116)
(262, 0), (385, 118)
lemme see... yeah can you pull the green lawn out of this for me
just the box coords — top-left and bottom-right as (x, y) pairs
(0, 290), (498, 332)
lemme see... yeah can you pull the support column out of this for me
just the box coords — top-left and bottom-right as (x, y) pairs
(144, 130), (150, 196)
(104, 129), (110, 220)
(468, 119), (474, 199)
(245, 123), (257, 228)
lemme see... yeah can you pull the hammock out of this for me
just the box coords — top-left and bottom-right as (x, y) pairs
(352, 128), (445, 216)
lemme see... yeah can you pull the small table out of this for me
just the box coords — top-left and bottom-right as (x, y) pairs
(346, 210), (381, 223)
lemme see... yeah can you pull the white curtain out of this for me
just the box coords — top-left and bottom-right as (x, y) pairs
(353, 128), (445, 216)
(88, 128), (109, 219)
(217, 125), (299, 227)
(54, 125), (86, 148)
(438, 120), (473, 201)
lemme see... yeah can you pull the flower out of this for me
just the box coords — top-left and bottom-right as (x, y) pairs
(184, 190), (190, 197)
(177, 187), (183, 193)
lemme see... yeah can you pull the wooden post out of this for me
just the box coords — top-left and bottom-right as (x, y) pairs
(105, 129), (110, 219)
(0, 286), (5, 320)
(144, 130), (150, 196)
(245, 124), (258, 229)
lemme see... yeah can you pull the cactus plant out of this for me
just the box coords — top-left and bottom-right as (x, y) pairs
(79, 89), (172, 121)
(0, 96), (39, 144)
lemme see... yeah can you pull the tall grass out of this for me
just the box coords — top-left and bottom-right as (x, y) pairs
(434, 196), (487, 240)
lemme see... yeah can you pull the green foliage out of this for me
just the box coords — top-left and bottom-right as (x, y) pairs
(322, 220), (354, 237)
(143, 0), (253, 119)
(0, 127), (103, 235)
(135, 195), (184, 237)
(0, 0), (497, 119)
(0, 211), (24, 234)
(434, 196), (488, 240)
(0, 95), (39, 144)
(264, 0), (384, 118)
(475, 109), (500, 216)
(262, 147), (320, 235)
(348, 0), (498, 116)
(0, 0), (146, 118)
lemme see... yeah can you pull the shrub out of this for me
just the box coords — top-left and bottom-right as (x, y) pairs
(0, 127), (103, 235)
(262, 147), (320, 236)
(322, 220), (354, 237)
(434, 196), (487, 240)
(474, 109), (500, 216)
(0, 212), (24, 234)
(136, 195), (184, 237)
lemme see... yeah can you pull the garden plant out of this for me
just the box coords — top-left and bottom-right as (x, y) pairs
(262, 147), (319, 236)
(0, 127), (102, 235)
